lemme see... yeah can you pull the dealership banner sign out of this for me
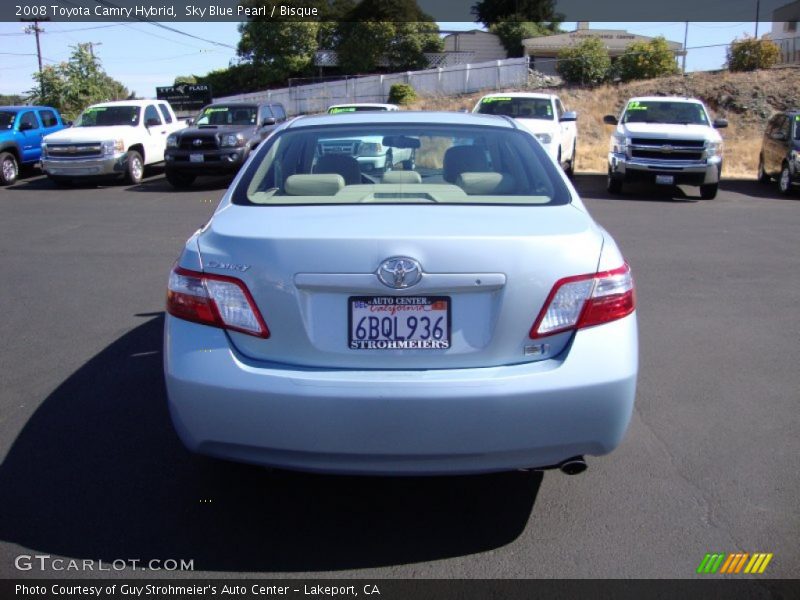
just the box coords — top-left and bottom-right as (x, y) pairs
(4, 0), (795, 23)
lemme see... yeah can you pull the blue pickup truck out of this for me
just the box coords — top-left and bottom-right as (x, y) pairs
(0, 106), (67, 185)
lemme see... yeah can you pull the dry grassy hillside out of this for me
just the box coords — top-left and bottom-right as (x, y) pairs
(410, 68), (800, 177)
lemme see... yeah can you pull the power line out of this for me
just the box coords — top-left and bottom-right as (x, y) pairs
(92, 0), (236, 50)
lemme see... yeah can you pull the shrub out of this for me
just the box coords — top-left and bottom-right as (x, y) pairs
(556, 37), (611, 85)
(727, 36), (781, 71)
(388, 83), (417, 105)
(615, 37), (680, 82)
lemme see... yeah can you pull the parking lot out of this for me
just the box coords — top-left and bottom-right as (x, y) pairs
(0, 170), (798, 578)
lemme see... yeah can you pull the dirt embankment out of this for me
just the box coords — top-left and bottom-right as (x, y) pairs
(411, 68), (800, 177)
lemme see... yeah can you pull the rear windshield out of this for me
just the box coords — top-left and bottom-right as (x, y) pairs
(622, 100), (709, 125)
(75, 106), (140, 127)
(234, 123), (571, 206)
(0, 111), (15, 129)
(196, 105), (258, 126)
(475, 97), (554, 120)
(328, 106), (392, 114)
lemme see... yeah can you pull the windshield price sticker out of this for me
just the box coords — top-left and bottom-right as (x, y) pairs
(329, 107), (357, 113)
(349, 296), (450, 350)
(627, 101), (647, 111)
(482, 97), (512, 103)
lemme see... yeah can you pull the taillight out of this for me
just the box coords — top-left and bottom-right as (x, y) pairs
(530, 263), (635, 338)
(166, 266), (270, 338)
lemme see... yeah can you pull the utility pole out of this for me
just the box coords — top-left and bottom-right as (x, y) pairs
(85, 42), (103, 59)
(21, 18), (46, 77)
(755, 0), (761, 38)
(682, 21), (689, 74)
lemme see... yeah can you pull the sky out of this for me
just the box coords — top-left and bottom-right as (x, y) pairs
(0, 20), (772, 98)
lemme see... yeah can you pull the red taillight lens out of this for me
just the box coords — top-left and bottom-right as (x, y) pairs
(530, 263), (635, 338)
(166, 266), (270, 338)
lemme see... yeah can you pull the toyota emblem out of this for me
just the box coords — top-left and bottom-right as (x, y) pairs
(376, 257), (423, 289)
(192, 138), (203, 147)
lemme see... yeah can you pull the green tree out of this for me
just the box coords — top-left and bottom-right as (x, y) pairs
(490, 17), (560, 58)
(556, 36), (611, 85)
(237, 1), (326, 83)
(335, 0), (441, 74)
(195, 63), (274, 97)
(27, 44), (129, 119)
(174, 75), (197, 85)
(0, 94), (25, 105)
(726, 36), (781, 71)
(472, 0), (562, 27)
(615, 37), (679, 82)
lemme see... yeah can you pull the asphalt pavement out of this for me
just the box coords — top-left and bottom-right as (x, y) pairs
(0, 170), (797, 579)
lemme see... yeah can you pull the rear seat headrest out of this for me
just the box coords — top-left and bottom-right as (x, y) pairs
(455, 172), (516, 195)
(284, 174), (345, 196)
(382, 170), (422, 184)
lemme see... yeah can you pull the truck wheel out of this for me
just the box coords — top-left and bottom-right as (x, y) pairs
(565, 143), (576, 177)
(166, 170), (196, 189)
(700, 183), (718, 199)
(757, 155), (770, 183)
(779, 164), (793, 195)
(0, 152), (19, 186)
(123, 150), (144, 185)
(607, 169), (623, 194)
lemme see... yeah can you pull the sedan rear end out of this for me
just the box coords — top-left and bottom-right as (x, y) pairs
(164, 112), (638, 475)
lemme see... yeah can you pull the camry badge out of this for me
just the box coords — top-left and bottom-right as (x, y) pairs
(377, 257), (423, 289)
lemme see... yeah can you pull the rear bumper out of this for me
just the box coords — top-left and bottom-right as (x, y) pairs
(609, 153), (721, 185)
(41, 153), (126, 177)
(164, 313), (638, 475)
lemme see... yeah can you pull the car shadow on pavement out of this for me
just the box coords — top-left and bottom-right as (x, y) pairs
(572, 173), (703, 202)
(127, 175), (234, 193)
(719, 179), (800, 200)
(0, 315), (540, 573)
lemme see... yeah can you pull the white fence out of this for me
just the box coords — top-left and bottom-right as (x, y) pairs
(215, 57), (530, 116)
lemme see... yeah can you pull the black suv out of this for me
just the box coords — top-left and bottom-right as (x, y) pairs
(758, 110), (800, 194)
(164, 102), (287, 188)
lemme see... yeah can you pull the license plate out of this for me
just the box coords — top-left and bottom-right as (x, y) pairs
(656, 174), (674, 185)
(189, 153), (204, 163)
(349, 296), (450, 350)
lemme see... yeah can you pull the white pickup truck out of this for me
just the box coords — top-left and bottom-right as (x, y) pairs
(604, 96), (728, 199)
(472, 92), (578, 175)
(41, 99), (185, 185)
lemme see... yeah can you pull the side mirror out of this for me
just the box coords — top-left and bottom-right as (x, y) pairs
(186, 118), (194, 126)
(145, 117), (161, 128)
(603, 115), (618, 125)
(560, 111), (578, 122)
(713, 118), (728, 129)
(261, 117), (277, 127)
(18, 121), (34, 132)
(65, 120), (73, 128)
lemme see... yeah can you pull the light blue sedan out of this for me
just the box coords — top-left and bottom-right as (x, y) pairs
(164, 111), (638, 476)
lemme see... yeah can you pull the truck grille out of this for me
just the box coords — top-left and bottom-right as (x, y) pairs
(319, 140), (360, 155)
(46, 143), (103, 158)
(179, 134), (219, 150)
(630, 138), (705, 162)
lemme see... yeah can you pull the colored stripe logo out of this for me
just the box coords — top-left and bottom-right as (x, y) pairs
(697, 553), (773, 574)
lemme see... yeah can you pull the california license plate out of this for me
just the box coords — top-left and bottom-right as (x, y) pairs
(348, 296), (450, 350)
(656, 174), (674, 185)
(189, 153), (204, 163)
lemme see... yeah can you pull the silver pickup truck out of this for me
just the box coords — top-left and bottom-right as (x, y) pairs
(604, 96), (727, 199)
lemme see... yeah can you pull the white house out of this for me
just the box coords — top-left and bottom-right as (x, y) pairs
(771, 1), (800, 63)
(523, 22), (684, 76)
